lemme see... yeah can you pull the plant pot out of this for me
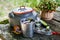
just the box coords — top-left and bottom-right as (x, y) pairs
(40, 11), (54, 20)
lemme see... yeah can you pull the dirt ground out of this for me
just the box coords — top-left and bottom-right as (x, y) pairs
(0, 24), (60, 40)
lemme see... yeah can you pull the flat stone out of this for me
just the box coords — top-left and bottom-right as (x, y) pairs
(54, 12), (60, 22)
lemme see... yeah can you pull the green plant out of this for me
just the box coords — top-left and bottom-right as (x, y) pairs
(37, 0), (58, 12)
(0, 19), (9, 24)
(56, 0), (60, 6)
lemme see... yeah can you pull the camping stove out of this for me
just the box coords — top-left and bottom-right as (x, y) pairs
(9, 6), (41, 37)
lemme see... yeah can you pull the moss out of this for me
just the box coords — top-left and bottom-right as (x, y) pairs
(0, 19), (9, 24)
(0, 34), (6, 40)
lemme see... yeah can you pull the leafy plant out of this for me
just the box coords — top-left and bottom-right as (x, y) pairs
(56, 0), (60, 6)
(36, 0), (58, 12)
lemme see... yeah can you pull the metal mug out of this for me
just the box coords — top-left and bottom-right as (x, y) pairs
(20, 21), (35, 37)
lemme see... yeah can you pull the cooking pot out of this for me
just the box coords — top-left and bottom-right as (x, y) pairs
(9, 6), (39, 35)
(9, 6), (38, 26)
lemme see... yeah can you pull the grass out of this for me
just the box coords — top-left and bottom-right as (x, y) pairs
(0, 0), (40, 22)
(0, 0), (39, 17)
(0, 0), (60, 22)
(0, 0), (60, 16)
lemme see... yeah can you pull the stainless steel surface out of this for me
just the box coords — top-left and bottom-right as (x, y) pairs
(20, 22), (35, 37)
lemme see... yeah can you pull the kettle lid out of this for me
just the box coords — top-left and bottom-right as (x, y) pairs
(12, 6), (33, 14)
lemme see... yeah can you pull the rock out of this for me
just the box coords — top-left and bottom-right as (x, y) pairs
(56, 7), (60, 11)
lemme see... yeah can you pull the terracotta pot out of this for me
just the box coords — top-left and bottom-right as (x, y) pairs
(40, 11), (54, 20)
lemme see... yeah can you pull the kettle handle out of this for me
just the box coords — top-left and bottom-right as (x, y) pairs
(9, 12), (14, 18)
(20, 6), (25, 9)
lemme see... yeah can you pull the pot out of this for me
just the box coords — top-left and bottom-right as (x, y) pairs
(9, 6), (39, 35)
(40, 11), (54, 20)
(9, 6), (38, 26)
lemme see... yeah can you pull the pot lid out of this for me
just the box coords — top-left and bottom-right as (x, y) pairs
(12, 6), (33, 14)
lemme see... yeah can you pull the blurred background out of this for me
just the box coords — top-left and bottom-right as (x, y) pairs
(0, 0), (60, 21)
